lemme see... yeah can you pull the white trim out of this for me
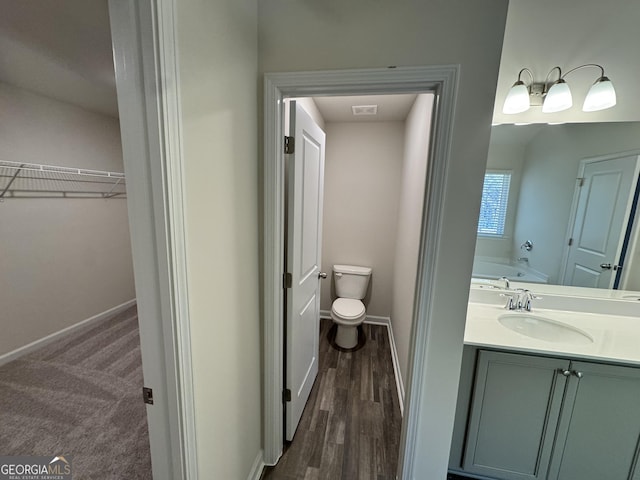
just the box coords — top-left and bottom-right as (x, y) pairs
(246, 450), (265, 480)
(153, 0), (199, 476)
(0, 299), (137, 367)
(363, 315), (391, 326)
(386, 318), (405, 417)
(262, 66), (460, 478)
(109, 1), (196, 478)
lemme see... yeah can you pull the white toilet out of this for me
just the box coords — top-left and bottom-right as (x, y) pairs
(331, 264), (372, 349)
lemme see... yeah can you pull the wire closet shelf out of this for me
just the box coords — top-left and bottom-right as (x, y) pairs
(0, 160), (126, 200)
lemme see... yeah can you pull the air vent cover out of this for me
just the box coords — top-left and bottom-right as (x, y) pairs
(351, 104), (378, 116)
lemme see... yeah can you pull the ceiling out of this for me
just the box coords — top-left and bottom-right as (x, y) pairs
(1, 0), (638, 124)
(313, 94), (418, 123)
(0, 0), (117, 117)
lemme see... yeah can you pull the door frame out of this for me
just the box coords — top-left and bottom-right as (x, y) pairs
(109, 0), (197, 478)
(263, 66), (459, 477)
(559, 151), (640, 289)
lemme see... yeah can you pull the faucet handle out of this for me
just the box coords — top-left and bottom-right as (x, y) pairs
(500, 292), (517, 310)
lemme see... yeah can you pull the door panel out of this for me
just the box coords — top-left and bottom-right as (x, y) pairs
(463, 351), (569, 480)
(548, 361), (640, 480)
(563, 155), (639, 288)
(285, 101), (326, 441)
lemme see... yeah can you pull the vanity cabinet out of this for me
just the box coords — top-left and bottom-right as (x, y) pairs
(451, 349), (640, 480)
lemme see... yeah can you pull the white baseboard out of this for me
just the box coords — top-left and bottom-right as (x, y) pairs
(386, 318), (405, 416)
(319, 309), (404, 415)
(363, 314), (390, 326)
(0, 299), (137, 367)
(247, 450), (265, 480)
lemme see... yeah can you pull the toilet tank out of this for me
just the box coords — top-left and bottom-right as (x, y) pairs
(333, 264), (372, 299)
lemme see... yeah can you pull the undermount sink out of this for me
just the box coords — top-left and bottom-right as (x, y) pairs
(498, 314), (594, 345)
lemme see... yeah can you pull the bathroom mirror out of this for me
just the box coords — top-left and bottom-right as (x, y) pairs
(473, 122), (640, 292)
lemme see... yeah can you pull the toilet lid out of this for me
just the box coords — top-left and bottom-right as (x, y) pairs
(332, 298), (365, 319)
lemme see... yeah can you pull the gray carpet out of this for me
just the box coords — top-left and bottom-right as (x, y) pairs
(0, 305), (152, 479)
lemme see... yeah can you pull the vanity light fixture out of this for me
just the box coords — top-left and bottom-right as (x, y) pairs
(503, 64), (616, 115)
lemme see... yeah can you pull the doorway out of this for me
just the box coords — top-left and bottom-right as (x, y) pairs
(273, 92), (434, 477)
(0, 1), (151, 476)
(263, 66), (474, 479)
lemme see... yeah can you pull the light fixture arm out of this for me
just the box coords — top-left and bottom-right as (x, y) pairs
(544, 66), (563, 92)
(561, 63), (606, 80)
(517, 68), (535, 86)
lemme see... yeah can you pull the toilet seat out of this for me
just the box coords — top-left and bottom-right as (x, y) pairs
(331, 298), (365, 322)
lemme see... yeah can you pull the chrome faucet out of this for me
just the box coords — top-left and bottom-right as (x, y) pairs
(517, 290), (534, 312)
(502, 288), (538, 312)
(499, 276), (510, 290)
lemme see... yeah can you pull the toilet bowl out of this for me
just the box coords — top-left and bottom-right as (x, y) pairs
(330, 265), (372, 349)
(331, 298), (366, 348)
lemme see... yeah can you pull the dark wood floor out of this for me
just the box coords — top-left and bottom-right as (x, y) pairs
(263, 319), (402, 480)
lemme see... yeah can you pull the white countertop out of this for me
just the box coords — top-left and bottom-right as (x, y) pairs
(465, 300), (640, 366)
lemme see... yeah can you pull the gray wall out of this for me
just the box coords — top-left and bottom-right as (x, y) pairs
(259, 1), (508, 476)
(391, 94), (433, 386)
(320, 121), (405, 317)
(175, 0), (262, 477)
(0, 81), (135, 356)
(514, 123), (640, 285)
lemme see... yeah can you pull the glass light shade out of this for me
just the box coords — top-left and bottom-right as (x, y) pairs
(583, 76), (616, 112)
(503, 81), (530, 114)
(542, 79), (573, 113)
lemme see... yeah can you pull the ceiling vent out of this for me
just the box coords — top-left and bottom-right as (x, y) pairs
(351, 104), (378, 116)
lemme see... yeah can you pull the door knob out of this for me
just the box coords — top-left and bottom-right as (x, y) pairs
(318, 272), (327, 279)
(600, 263), (620, 270)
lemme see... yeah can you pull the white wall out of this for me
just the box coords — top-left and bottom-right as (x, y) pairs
(321, 121), (404, 317)
(175, 1), (262, 478)
(391, 94), (433, 385)
(259, 1), (508, 477)
(474, 137), (527, 261)
(0, 81), (134, 356)
(514, 122), (640, 284)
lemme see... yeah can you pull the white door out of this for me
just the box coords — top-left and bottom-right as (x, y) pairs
(562, 154), (640, 288)
(285, 101), (326, 441)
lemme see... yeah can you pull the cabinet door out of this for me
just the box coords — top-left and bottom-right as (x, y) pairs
(548, 361), (640, 480)
(463, 351), (570, 480)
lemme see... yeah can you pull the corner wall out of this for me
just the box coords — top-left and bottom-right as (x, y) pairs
(0, 82), (135, 357)
(474, 139), (526, 262)
(391, 94), (433, 386)
(320, 121), (405, 317)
